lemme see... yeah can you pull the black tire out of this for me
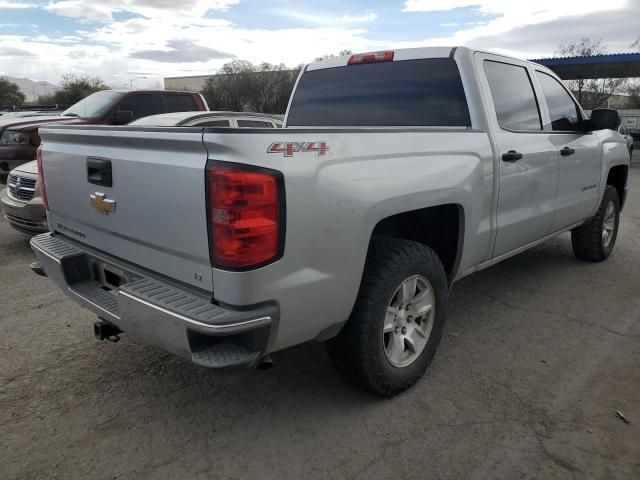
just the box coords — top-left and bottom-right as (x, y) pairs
(571, 185), (620, 262)
(327, 237), (448, 397)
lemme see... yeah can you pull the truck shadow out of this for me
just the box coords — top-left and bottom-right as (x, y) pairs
(12, 230), (635, 478)
(77, 234), (593, 436)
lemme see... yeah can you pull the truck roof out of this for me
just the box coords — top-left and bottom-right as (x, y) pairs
(305, 46), (535, 72)
(106, 89), (201, 95)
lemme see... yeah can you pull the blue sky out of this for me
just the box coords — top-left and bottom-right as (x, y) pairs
(0, 0), (637, 88)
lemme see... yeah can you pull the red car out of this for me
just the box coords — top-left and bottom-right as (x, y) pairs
(0, 89), (208, 176)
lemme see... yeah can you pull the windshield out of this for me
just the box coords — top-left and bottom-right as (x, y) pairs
(62, 91), (125, 119)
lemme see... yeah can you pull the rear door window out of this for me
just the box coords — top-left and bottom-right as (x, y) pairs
(287, 58), (470, 127)
(118, 94), (157, 121)
(191, 119), (231, 127)
(484, 61), (542, 131)
(237, 120), (274, 128)
(535, 71), (582, 132)
(163, 94), (198, 113)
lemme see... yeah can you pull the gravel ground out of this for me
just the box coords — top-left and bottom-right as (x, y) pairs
(1, 167), (639, 480)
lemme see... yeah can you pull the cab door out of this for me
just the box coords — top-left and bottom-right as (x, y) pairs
(476, 53), (560, 257)
(533, 70), (602, 230)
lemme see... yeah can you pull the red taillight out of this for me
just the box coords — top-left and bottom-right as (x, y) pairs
(347, 50), (394, 65)
(207, 163), (284, 269)
(36, 145), (48, 210)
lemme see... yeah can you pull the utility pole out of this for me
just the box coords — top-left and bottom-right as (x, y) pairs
(129, 76), (147, 89)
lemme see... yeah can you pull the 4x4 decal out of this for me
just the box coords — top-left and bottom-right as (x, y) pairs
(267, 142), (329, 157)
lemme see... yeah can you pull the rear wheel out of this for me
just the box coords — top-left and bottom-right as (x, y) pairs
(327, 237), (448, 397)
(571, 185), (620, 262)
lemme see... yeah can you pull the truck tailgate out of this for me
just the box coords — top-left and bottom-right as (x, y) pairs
(39, 126), (213, 291)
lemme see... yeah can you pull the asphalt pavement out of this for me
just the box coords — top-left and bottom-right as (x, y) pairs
(1, 165), (639, 480)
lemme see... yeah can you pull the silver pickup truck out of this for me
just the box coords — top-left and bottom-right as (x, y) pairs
(31, 47), (630, 396)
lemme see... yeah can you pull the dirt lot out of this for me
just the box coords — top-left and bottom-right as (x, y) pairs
(1, 167), (639, 480)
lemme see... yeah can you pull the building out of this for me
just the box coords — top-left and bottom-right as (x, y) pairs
(164, 75), (213, 92)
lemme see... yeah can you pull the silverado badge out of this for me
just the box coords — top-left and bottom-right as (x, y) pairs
(90, 192), (116, 215)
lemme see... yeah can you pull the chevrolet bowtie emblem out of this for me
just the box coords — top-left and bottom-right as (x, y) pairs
(90, 192), (116, 215)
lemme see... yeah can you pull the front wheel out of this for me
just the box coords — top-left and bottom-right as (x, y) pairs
(571, 185), (620, 262)
(327, 237), (448, 397)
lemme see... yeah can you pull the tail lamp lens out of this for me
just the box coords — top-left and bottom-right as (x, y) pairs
(207, 164), (284, 269)
(36, 145), (48, 210)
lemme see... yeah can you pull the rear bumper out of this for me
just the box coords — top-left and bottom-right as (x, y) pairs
(30, 233), (278, 369)
(0, 188), (47, 233)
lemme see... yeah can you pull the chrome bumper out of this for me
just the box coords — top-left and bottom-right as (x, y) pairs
(30, 233), (277, 368)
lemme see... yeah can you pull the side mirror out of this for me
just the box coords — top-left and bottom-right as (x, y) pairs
(588, 109), (621, 131)
(112, 110), (134, 125)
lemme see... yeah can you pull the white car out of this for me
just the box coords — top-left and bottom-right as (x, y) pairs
(129, 111), (283, 128)
(618, 125), (634, 157)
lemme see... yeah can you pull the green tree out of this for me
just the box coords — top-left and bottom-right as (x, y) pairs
(628, 39), (640, 108)
(555, 39), (627, 109)
(51, 74), (109, 105)
(315, 50), (352, 61)
(201, 60), (299, 114)
(0, 78), (26, 106)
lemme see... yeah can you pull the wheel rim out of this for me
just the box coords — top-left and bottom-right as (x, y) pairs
(383, 275), (435, 368)
(602, 201), (616, 248)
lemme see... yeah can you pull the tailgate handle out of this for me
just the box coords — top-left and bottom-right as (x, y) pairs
(87, 158), (112, 187)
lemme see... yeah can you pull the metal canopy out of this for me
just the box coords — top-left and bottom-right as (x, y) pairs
(530, 53), (640, 80)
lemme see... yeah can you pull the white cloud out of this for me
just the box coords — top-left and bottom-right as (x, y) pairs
(402, 0), (628, 58)
(337, 13), (378, 23)
(0, 1), (35, 7)
(282, 11), (378, 26)
(404, 0), (484, 12)
(403, 0), (627, 31)
(44, 0), (239, 22)
(0, 0), (636, 90)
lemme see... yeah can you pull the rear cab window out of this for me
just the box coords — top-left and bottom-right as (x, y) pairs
(286, 58), (470, 127)
(191, 119), (231, 127)
(163, 94), (198, 113)
(236, 119), (275, 128)
(118, 94), (157, 121)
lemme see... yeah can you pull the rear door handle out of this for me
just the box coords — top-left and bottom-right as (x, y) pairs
(502, 150), (523, 162)
(87, 157), (112, 187)
(561, 147), (576, 156)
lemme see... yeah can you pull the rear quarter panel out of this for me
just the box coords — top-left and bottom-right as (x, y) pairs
(204, 128), (494, 350)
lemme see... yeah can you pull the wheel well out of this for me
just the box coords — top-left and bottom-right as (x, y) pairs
(371, 204), (463, 280)
(607, 165), (628, 207)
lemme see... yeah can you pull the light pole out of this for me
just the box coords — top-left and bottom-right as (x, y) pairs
(129, 76), (147, 89)
(32, 81), (47, 103)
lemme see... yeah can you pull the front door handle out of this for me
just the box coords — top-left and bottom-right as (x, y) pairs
(502, 150), (523, 162)
(561, 146), (576, 156)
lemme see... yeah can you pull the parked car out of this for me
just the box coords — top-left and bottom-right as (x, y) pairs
(0, 111), (62, 119)
(618, 124), (634, 157)
(31, 46), (629, 396)
(130, 111), (282, 128)
(1, 111), (281, 235)
(0, 90), (208, 175)
(0, 160), (46, 233)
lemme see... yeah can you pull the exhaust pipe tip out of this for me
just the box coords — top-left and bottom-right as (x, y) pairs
(256, 355), (273, 370)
